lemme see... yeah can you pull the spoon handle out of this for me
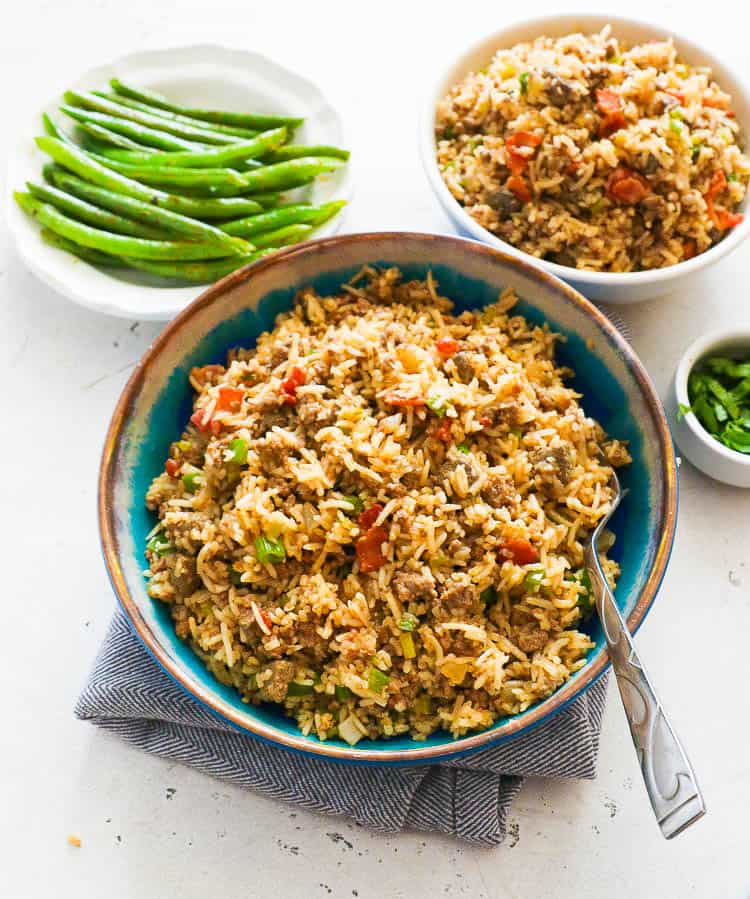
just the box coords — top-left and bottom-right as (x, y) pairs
(585, 545), (706, 839)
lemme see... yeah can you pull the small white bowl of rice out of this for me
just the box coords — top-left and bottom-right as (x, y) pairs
(420, 15), (750, 303)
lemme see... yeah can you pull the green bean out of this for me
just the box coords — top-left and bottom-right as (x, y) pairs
(252, 223), (313, 248)
(248, 192), (281, 209)
(110, 78), (303, 131)
(37, 141), (263, 224)
(42, 113), (66, 140)
(263, 144), (350, 163)
(63, 90), (240, 145)
(239, 157), (346, 193)
(60, 103), (205, 151)
(15, 192), (252, 260)
(98, 95), (260, 141)
(87, 152), (247, 192)
(98, 91), (262, 140)
(27, 181), (164, 239)
(41, 227), (121, 267)
(86, 127), (287, 170)
(74, 119), (159, 150)
(118, 248), (276, 282)
(220, 201), (345, 237)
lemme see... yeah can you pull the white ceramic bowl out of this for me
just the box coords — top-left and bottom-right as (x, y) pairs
(419, 14), (750, 304)
(670, 328), (750, 487)
(5, 45), (353, 321)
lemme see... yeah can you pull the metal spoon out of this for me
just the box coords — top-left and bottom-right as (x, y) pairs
(584, 472), (706, 839)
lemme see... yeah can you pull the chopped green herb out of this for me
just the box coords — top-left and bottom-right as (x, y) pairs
(677, 402), (693, 421)
(426, 395), (453, 417)
(689, 356), (750, 453)
(691, 141), (704, 162)
(669, 107), (684, 121)
(398, 613), (419, 632)
(254, 534), (286, 564)
(519, 71), (529, 95)
(182, 470), (202, 493)
(368, 665), (391, 693)
(146, 533), (174, 557)
(228, 437), (248, 465)
(342, 495), (365, 515)
(669, 117), (683, 134)
(456, 443), (470, 453)
(335, 685), (353, 702)
(230, 568), (244, 586)
(176, 439), (192, 452)
(480, 585), (498, 605)
(728, 172), (738, 182)
(523, 568), (546, 592)
(286, 681), (315, 697)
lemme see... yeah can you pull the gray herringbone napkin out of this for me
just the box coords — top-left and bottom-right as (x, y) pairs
(76, 611), (608, 845)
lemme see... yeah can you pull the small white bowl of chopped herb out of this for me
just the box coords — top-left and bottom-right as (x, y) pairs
(671, 329), (750, 486)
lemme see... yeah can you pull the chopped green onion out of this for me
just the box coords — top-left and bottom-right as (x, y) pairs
(691, 141), (704, 162)
(182, 470), (201, 493)
(669, 117), (683, 134)
(669, 107), (684, 121)
(480, 585), (498, 604)
(368, 665), (391, 693)
(230, 568), (244, 586)
(414, 694), (433, 716)
(286, 680), (315, 697)
(519, 71), (529, 95)
(399, 632), (416, 659)
(228, 437), (248, 464)
(677, 402), (693, 421)
(722, 420), (750, 452)
(342, 495), (365, 515)
(176, 439), (192, 452)
(429, 553), (449, 569)
(728, 172), (738, 182)
(567, 568), (594, 616)
(146, 533), (174, 557)
(335, 685), (353, 702)
(456, 443), (470, 453)
(398, 613), (418, 632)
(254, 534), (286, 564)
(426, 395), (453, 417)
(523, 568), (545, 592)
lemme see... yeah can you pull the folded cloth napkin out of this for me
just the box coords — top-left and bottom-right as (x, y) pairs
(76, 611), (609, 845)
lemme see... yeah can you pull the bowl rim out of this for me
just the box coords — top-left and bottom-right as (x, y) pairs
(98, 231), (678, 763)
(674, 326), (750, 467)
(418, 12), (750, 288)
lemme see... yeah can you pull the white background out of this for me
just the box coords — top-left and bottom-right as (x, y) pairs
(1, 1), (749, 896)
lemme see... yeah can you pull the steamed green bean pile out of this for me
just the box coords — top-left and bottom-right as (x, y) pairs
(15, 80), (349, 283)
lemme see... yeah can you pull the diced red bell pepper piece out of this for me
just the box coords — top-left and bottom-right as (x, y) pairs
(436, 336), (459, 357)
(596, 88), (626, 137)
(506, 175), (532, 203)
(215, 386), (244, 413)
(356, 525), (388, 573)
(606, 167), (650, 204)
(358, 504), (384, 530)
(385, 394), (426, 408)
(435, 419), (453, 443)
(165, 458), (180, 478)
(190, 408), (212, 433)
(506, 131), (542, 176)
(500, 537), (539, 566)
(280, 366), (306, 404)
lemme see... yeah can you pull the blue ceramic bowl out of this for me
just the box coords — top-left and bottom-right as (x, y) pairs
(99, 233), (677, 764)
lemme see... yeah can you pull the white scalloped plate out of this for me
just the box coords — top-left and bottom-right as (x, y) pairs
(5, 45), (353, 320)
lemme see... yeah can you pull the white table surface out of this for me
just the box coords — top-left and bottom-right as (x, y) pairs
(2, 1), (749, 896)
